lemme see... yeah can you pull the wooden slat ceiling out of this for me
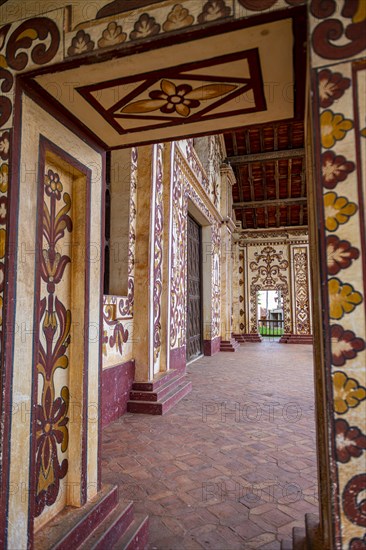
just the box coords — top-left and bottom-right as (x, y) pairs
(224, 121), (307, 229)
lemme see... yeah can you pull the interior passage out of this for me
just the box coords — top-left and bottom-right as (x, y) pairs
(102, 343), (318, 549)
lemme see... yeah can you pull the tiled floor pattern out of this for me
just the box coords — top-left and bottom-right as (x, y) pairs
(102, 343), (319, 549)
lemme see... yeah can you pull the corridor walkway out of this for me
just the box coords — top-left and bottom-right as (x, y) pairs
(102, 343), (318, 549)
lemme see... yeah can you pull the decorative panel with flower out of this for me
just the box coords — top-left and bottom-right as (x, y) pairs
(248, 244), (291, 333)
(312, 46), (366, 547)
(35, 161), (73, 522)
(76, 48), (265, 137)
(291, 246), (311, 335)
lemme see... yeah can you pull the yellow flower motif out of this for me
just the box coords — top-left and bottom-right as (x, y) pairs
(352, 0), (366, 23)
(328, 278), (362, 320)
(320, 110), (353, 149)
(0, 228), (5, 259)
(333, 371), (366, 414)
(102, 330), (108, 356)
(0, 163), (8, 193)
(324, 192), (357, 232)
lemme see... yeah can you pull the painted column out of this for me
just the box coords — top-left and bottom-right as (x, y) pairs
(3, 94), (103, 548)
(309, 3), (366, 548)
(290, 244), (312, 335)
(133, 143), (167, 381)
(219, 164), (236, 348)
(232, 240), (241, 336)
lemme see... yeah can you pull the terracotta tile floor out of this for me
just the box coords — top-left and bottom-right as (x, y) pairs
(102, 342), (319, 549)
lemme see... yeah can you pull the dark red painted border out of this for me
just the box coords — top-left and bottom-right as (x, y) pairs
(101, 360), (135, 428)
(311, 67), (339, 550)
(352, 59), (366, 316)
(98, 151), (107, 492)
(0, 81), (22, 549)
(18, 76), (106, 153)
(203, 336), (221, 356)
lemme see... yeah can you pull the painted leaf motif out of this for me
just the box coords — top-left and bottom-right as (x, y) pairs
(186, 83), (237, 100)
(161, 79), (176, 96)
(121, 99), (166, 114)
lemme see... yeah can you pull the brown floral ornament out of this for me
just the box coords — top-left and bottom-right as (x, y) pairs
(163, 5), (194, 31)
(335, 419), (366, 463)
(350, 534), (366, 549)
(327, 235), (359, 275)
(238, 0), (276, 9)
(121, 79), (237, 117)
(322, 150), (355, 189)
(98, 22), (126, 48)
(343, 474), (366, 527)
(0, 131), (10, 161)
(130, 14), (160, 40)
(318, 69), (351, 108)
(198, 0), (231, 23)
(67, 30), (94, 56)
(331, 324), (365, 367)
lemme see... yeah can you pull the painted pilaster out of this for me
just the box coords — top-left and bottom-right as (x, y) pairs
(232, 240), (241, 335)
(219, 164), (236, 345)
(133, 144), (167, 381)
(309, 3), (366, 547)
(220, 224), (232, 341)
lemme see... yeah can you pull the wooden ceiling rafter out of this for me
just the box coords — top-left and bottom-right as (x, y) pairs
(233, 197), (307, 208)
(274, 124), (278, 151)
(226, 148), (305, 164)
(248, 163), (257, 228)
(224, 118), (307, 229)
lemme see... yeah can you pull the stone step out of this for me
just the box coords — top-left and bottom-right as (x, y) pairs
(127, 380), (192, 415)
(130, 374), (185, 402)
(232, 333), (246, 343)
(279, 334), (313, 344)
(113, 515), (149, 549)
(240, 333), (263, 342)
(35, 484), (120, 550)
(293, 526), (306, 550)
(220, 338), (240, 352)
(132, 369), (178, 392)
(79, 500), (136, 550)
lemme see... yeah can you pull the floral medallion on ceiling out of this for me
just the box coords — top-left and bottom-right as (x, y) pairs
(76, 48), (266, 135)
